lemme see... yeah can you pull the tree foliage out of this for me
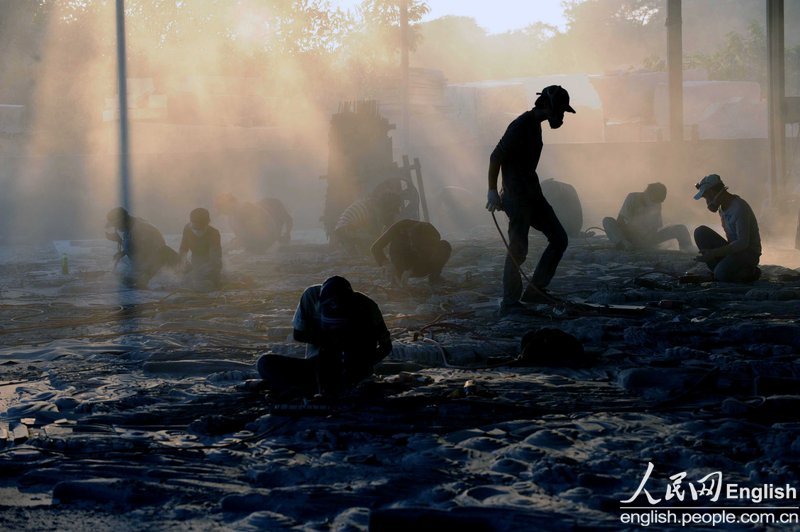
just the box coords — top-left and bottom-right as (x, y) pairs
(686, 22), (766, 84)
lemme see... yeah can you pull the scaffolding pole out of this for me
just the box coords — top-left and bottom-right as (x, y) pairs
(400, 0), (410, 157)
(767, 0), (786, 205)
(115, 0), (131, 213)
(666, 0), (683, 142)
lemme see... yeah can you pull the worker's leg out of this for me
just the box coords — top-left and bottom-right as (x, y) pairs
(257, 354), (318, 396)
(530, 201), (568, 289)
(654, 224), (694, 251)
(502, 214), (531, 305)
(427, 240), (452, 284)
(693, 225), (727, 272)
(602, 217), (631, 249)
(388, 238), (414, 283)
(713, 253), (760, 283)
(694, 225), (727, 250)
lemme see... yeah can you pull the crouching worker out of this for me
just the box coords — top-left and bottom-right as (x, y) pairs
(603, 182), (693, 251)
(693, 173), (761, 282)
(179, 208), (222, 292)
(257, 276), (392, 397)
(215, 193), (292, 253)
(371, 219), (452, 286)
(105, 207), (178, 288)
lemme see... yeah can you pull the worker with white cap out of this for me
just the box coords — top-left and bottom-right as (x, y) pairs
(692, 174), (761, 282)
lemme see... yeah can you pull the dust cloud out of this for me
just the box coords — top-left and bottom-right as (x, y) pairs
(0, 0), (797, 266)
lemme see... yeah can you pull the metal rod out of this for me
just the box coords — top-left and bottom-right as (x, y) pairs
(400, 0), (410, 157)
(412, 157), (429, 223)
(666, 0), (683, 142)
(115, 0), (131, 213)
(767, 0), (786, 205)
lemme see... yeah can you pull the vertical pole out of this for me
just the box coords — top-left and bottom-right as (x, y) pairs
(767, 0), (785, 205)
(116, 0), (131, 214)
(400, 0), (410, 157)
(412, 157), (429, 223)
(666, 0), (683, 142)
(115, 0), (137, 315)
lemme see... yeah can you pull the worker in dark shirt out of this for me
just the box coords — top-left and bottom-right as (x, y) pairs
(257, 276), (392, 397)
(485, 85), (575, 314)
(179, 207), (222, 291)
(370, 219), (452, 286)
(105, 207), (178, 288)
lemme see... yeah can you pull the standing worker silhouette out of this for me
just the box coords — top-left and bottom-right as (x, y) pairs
(486, 85), (574, 314)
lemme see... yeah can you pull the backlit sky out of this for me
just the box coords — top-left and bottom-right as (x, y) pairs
(331, 0), (570, 34)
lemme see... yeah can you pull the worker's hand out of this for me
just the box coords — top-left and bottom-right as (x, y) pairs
(695, 249), (717, 263)
(383, 265), (398, 286)
(486, 189), (503, 212)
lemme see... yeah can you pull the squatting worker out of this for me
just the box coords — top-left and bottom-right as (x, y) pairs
(214, 193), (292, 253)
(693, 173), (761, 282)
(104, 207), (178, 288)
(486, 85), (574, 314)
(370, 219), (452, 287)
(178, 207), (222, 291)
(257, 276), (392, 397)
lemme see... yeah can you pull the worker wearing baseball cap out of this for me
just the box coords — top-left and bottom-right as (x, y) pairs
(692, 174), (761, 282)
(485, 85), (576, 314)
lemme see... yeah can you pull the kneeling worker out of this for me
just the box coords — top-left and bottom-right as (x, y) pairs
(693, 173), (761, 282)
(370, 219), (452, 286)
(179, 207), (222, 291)
(257, 276), (392, 397)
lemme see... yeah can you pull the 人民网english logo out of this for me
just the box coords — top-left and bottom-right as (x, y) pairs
(617, 462), (799, 528)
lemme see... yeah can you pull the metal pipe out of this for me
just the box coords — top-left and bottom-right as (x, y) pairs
(400, 0), (410, 156)
(767, 0), (786, 204)
(666, 0), (683, 142)
(115, 0), (131, 213)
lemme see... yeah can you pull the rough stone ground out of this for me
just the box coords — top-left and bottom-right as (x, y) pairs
(1, 233), (799, 530)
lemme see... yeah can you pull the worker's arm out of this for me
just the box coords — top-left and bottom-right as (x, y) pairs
(725, 205), (754, 255)
(702, 201), (755, 261)
(291, 287), (322, 344)
(370, 220), (413, 266)
(178, 226), (191, 261)
(293, 328), (322, 344)
(105, 230), (122, 244)
(705, 216), (752, 260)
(617, 193), (638, 225)
(486, 158), (503, 212)
(373, 304), (393, 360)
(210, 228), (222, 264)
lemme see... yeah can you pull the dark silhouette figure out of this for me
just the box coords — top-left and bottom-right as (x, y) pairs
(485, 85), (574, 313)
(371, 219), (452, 286)
(105, 207), (178, 288)
(214, 193), (292, 253)
(603, 182), (693, 251)
(257, 276), (392, 397)
(178, 207), (222, 292)
(693, 173), (761, 282)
